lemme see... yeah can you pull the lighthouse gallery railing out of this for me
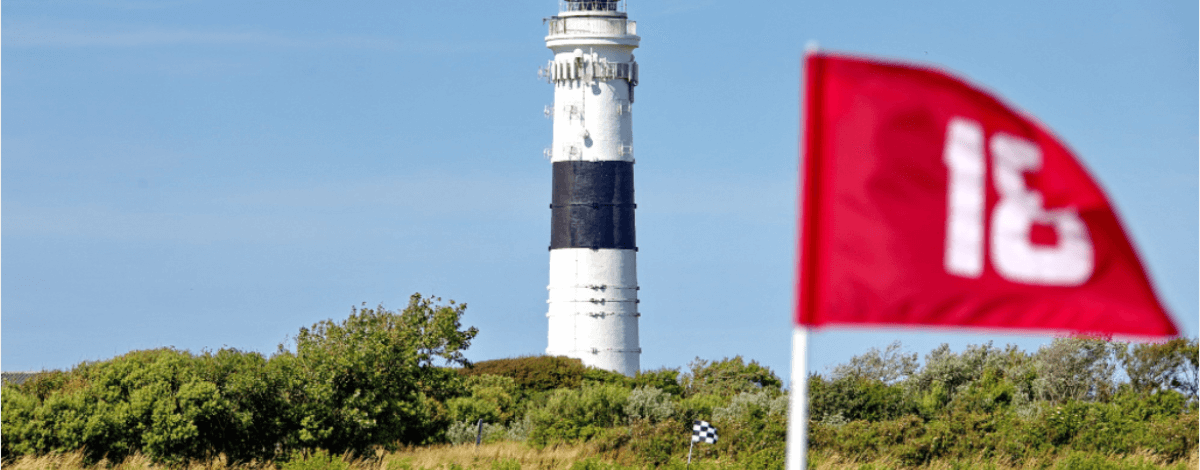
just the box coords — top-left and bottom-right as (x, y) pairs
(546, 17), (637, 37)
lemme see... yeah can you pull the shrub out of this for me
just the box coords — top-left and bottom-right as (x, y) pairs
(1139, 410), (1199, 462)
(809, 374), (915, 422)
(459, 356), (587, 392)
(272, 294), (477, 454)
(444, 374), (521, 425)
(1, 293), (477, 464)
(831, 341), (918, 385)
(628, 419), (687, 466)
(681, 357), (782, 398)
(676, 393), (726, 424)
(1118, 338), (1199, 400)
(709, 397), (787, 465)
(907, 342), (1027, 405)
(446, 396), (503, 424)
(280, 449), (351, 470)
(949, 367), (1018, 414)
(809, 415), (925, 462)
(624, 386), (676, 423)
(504, 415), (533, 442)
(528, 383), (631, 445)
(633, 368), (684, 396)
(1, 347), (284, 464)
(1033, 337), (1118, 403)
(490, 458), (522, 470)
(445, 419), (512, 445)
(711, 390), (786, 424)
(584, 367), (634, 388)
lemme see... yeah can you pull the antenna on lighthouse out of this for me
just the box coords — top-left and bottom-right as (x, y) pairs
(543, 0), (642, 376)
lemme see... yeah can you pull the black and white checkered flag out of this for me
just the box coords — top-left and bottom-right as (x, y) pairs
(692, 420), (718, 444)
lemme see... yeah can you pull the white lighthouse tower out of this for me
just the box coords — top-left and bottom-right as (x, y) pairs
(541, 0), (641, 376)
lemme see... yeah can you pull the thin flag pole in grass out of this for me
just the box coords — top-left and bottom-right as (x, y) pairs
(474, 419), (483, 449)
(786, 44), (1179, 470)
(687, 420), (718, 466)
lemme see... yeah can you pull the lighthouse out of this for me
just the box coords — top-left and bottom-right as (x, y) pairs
(541, 0), (641, 376)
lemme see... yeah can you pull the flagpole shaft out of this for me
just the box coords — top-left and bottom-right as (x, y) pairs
(785, 326), (810, 470)
(787, 41), (818, 470)
(688, 440), (694, 465)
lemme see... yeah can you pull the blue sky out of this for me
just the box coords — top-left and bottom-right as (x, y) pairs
(4, 0), (1197, 382)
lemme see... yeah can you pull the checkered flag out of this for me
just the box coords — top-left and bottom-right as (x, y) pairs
(691, 420), (718, 444)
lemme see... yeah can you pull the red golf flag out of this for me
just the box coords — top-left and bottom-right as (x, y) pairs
(795, 52), (1178, 337)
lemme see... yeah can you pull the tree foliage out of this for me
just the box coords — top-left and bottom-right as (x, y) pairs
(1, 293), (476, 463)
(270, 294), (477, 454)
(1119, 337), (1199, 399)
(458, 356), (588, 392)
(1032, 337), (1117, 403)
(832, 341), (918, 385)
(680, 356), (782, 398)
(3, 311), (1197, 469)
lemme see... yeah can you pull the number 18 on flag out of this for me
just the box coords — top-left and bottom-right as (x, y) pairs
(795, 52), (1178, 337)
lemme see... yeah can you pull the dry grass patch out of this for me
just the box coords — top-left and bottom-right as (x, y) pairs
(383, 442), (592, 470)
(2, 452), (279, 470)
(809, 448), (1200, 470)
(3, 446), (1195, 470)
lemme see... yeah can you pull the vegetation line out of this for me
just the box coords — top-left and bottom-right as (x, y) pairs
(3, 294), (1197, 469)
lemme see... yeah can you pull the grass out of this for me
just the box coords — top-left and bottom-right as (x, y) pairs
(808, 449), (1200, 470)
(3, 444), (1197, 469)
(385, 442), (592, 470)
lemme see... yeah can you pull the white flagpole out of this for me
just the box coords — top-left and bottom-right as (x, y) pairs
(785, 326), (810, 470)
(786, 40), (819, 470)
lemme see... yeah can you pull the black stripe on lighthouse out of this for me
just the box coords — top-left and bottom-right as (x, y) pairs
(550, 161), (636, 250)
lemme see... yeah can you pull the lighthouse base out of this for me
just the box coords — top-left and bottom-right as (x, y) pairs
(546, 248), (640, 376)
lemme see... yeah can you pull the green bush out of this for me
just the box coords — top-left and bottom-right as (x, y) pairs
(809, 414), (925, 462)
(1, 293), (477, 464)
(445, 419), (513, 445)
(1139, 410), (1199, 462)
(681, 357), (782, 398)
(711, 390), (786, 424)
(466, 374), (523, 402)
(633, 368), (684, 396)
(7, 330), (1199, 468)
(907, 342), (1028, 407)
(627, 419), (687, 466)
(584, 367), (634, 388)
(1117, 338), (1198, 400)
(831, 341), (918, 385)
(709, 396), (787, 466)
(270, 295), (476, 454)
(676, 393), (726, 424)
(949, 367), (1018, 414)
(459, 356), (587, 392)
(809, 374), (916, 422)
(1, 347), (285, 463)
(1033, 337), (1118, 403)
(280, 449), (351, 470)
(490, 458), (522, 470)
(624, 386), (676, 423)
(528, 383), (631, 445)
(446, 396), (503, 425)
